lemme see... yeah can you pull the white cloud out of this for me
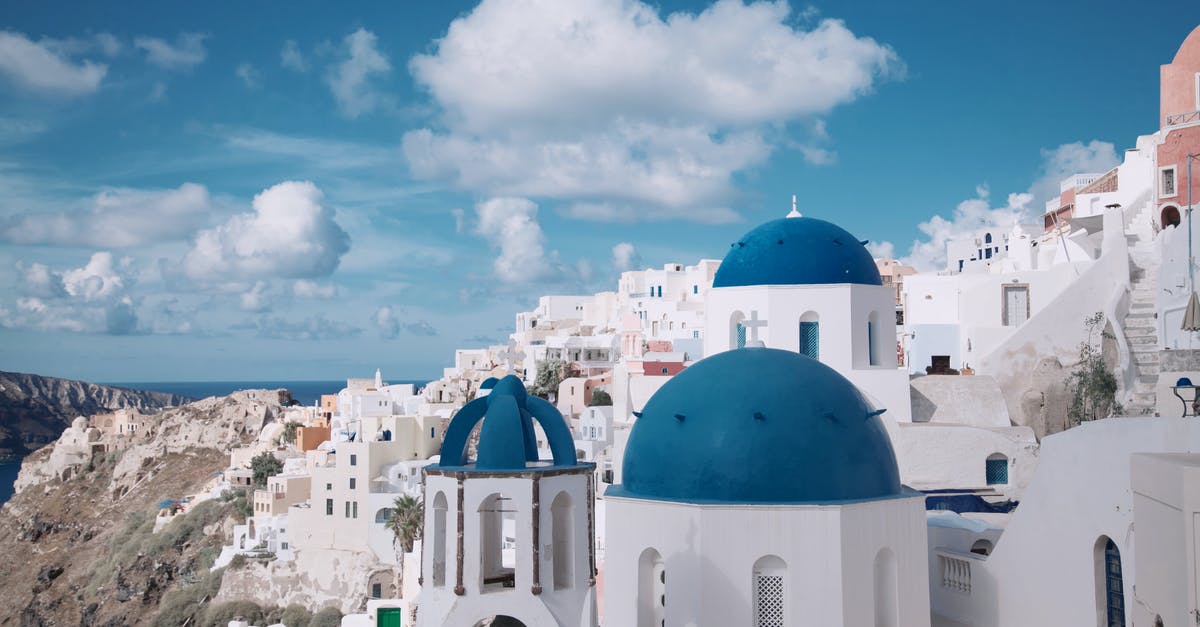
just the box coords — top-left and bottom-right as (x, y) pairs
(1028, 140), (1121, 207)
(183, 181), (350, 282)
(474, 197), (553, 283)
(0, 182), (216, 248)
(865, 240), (895, 260)
(239, 280), (272, 312)
(2, 252), (140, 334)
(0, 31), (107, 95)
(293, 279), (337, 299)
(611, 242), (641, 271)
(373, 305), (437, 338)
(889, 140), (1121, 271)
(325, 28), (391, 118)
(404, 0), (898, 220)
(251, 314), (361, 341)
(280, 39), (307, 72)
(135, 32), (207, 70)
(235, 63), (259, 88)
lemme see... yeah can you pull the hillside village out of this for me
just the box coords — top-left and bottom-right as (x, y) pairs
(10, 21), (1200, 627)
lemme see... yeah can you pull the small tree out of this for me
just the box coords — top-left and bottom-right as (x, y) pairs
(531, 359), (568, 399)
(281, 421), (302, 444)
(386, 495), (424, 554)
(250, 452), (283, 487)
(1067, 312), (1123, 425)
(588, 389), (612, 406)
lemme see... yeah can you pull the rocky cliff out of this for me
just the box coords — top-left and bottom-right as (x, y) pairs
(0, 371), (191, 461)
(0, 389), (293, 626)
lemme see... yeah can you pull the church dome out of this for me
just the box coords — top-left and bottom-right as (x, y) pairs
(619, 348), (902, 503)
(712, 216), (882, 288)
(437, 374), (580, 471)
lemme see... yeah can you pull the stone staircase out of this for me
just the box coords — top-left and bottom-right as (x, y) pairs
(1123, 202), (1160, 415)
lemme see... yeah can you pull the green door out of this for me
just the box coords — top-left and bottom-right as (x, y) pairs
(377, 607), (402, 627)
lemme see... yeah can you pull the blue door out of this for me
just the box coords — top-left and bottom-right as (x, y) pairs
(736, 322), (746, 349)
(1104, 539), (1125, 627)
(800, 322), (819, 359)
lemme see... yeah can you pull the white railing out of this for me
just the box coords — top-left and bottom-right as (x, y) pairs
(1061, 173), (1103, 193)
(936, 549), (982, 595)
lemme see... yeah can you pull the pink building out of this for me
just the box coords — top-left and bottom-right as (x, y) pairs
(1158, 26), (1200, 227)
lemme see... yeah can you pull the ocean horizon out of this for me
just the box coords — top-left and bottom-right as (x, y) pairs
(102, 379), (433, 408)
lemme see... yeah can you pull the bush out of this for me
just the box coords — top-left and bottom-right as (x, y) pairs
(250, 452), (283, 487)
(1067, 312), (1123, 425)
(280, 604), (313, 626)
(228, 554), (247, 570)
(201, 600), (265, 627)
(152, 568), (225, 627)
(307, 606), (343, 627)
(281, 420), (303, 444)
(588, 389), (612, 406)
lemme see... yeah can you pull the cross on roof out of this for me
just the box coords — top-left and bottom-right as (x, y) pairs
(497, 339), (526, 374)
(742, 310), (768, 343)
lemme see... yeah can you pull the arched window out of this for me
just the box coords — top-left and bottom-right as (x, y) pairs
(985, 233), (993, 244)
(1095, 536), (1125, 627)
(478, 492), (516, 592)
(730, 311), (747, 349)
(970, 539), (994, 556)
(1162, 205), (1181, 229)
(374, 508), (394, 524)
(551, 491), (574, 590)
(753, 555), (786, 627)
(432, 491), (447, 587)
(638, 548), (665, 627)
(868, 311), (880, 366)
(986, 454), (1009, 485)
(874, 547), (899, 627)
(799, 312), (820, 360)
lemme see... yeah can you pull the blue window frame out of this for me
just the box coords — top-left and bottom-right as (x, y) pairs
(985, 248), (992, 259)
(800, 322), (819, 359)
(736, 322), (746, 349)
(693, 285), (698, 294)
(985, 457), (1008, 485)
(1104, 539), (1125, 627)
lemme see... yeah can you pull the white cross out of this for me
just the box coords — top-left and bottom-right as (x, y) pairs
(497, 339), (526, 374)
(742, 310), (768, 343)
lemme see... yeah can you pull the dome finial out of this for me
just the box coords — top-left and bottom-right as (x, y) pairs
(787, 194), (802, 218)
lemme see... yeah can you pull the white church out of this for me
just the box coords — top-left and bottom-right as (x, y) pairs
(404, 209), (1200, 627)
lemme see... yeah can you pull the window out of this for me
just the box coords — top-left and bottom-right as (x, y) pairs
(867, 313), (879, 366)
(552, 492), (574, 590)
(353, 501), (358, 518)
(693, 330), (700, 339)
(693, 285), (698, 294)
(326, 483), (331, 491)
(1161, 166), (1177, 198)
(799, 314), (819, 360)
(753, 556), (786, 627)
(985, 248), (992, 259)
(345, 501), (351, 518)
(431, 427), (435, 438)
(281, 542), (288, 550)
(661, 367), (669, 375)
(986, 454), (1008, 485)
(349, 478), (356, 490)
(350, 454), (357, 466)
(1002, 285), (1030, 327)
(326, 499), (333, 516)
(984, 232), (992, 244)
(371, 583), (382, 599)
(736, 322), (747, 349)
(1096, 537), (1126, 627)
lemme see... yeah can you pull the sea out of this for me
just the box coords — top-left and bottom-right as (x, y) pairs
(0, 378), (431, 508)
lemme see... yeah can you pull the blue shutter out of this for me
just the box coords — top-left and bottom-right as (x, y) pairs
(985, 458), (1008, 485)
(800, 322), (819, 359)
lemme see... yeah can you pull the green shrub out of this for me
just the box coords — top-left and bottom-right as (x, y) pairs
(152, 568), (226, 627)
(307, 606), (343, 627)
(250, 452), (283, 487)
(201, 600), (264, 627)
(228, 554), (247, 570)
(279, 604), (312, 626)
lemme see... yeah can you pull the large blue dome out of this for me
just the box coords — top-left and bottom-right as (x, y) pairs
(712, 217), (882, 288)
(617, 348), (901, 503)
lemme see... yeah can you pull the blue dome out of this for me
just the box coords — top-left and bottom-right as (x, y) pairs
(438, 375), (580, 471)
(712, 217), (882, 288)
(617, 348), (901, 503)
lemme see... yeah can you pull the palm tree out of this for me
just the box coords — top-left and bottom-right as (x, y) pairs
(386, 495), (424, 554)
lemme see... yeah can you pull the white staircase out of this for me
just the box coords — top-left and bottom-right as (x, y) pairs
(1123, 202), (1160, 415)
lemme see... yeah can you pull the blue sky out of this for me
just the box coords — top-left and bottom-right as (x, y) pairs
(0, 0), (1197, 382)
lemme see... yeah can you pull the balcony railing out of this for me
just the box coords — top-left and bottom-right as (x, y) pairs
(935, 548), (984, 595)
(1166, 110), (1200, 126)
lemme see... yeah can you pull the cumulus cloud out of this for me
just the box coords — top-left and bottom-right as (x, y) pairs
(404, 0), (899, 220)
(2, 252), (140, 334)
(0, 31), (107, 95)
(251, 314), (361, 341)
(865, 240), (895, 260)
(293, 279), (337, 299)
(235, 63), (259, 88)
(373, 306), (437, 338)
(881, 140), (1122, 271)
(326, 28), (391, 118)
(183, 180), (350, 281)
(611, 242), (641, 271)
(474, 197), (553, 283)
(0, 182), (216, 248)
(280, 39), (307, 72)
(135, 32), (208, 70)
(239, 280), (273, 312)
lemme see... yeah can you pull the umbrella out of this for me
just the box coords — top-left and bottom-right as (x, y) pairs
(1183, 291), (1200, 332)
